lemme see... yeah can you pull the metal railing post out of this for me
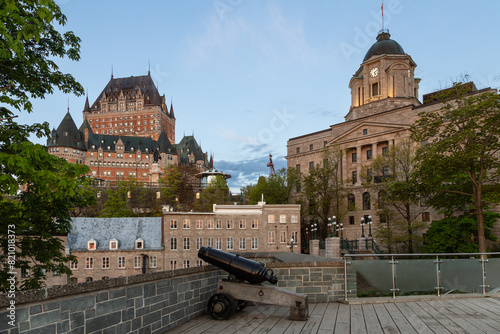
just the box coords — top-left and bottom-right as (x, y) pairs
(390, 255), (398, 298)
(435, 255), (442, 296)
(480, 254), (489, 295)
(344, 257), (348, 301)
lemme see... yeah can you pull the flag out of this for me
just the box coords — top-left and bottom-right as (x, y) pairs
(381, 2), (384, 16)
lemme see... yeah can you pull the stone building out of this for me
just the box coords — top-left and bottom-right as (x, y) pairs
(162, 202), (301, 270)
(65, 217), (164, 284)
(286, 30), (498, 245)
(47, 72), (214, 184)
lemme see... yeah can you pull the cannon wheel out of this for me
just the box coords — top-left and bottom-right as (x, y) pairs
(207, 293), (236, 320)
(236, 300), (248, 312)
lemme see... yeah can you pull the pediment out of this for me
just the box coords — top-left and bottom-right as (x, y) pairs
(330, 122), (410, 144)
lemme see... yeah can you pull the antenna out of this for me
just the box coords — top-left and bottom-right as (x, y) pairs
(111, 64), (113, 78)
(266, 153), (275, 175)
(381, 1), (384, 31)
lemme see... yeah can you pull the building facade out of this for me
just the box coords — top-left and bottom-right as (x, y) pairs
(162, 202), (301, 270)
(286, 30), (499, 246)
(47, 73), (214, 184)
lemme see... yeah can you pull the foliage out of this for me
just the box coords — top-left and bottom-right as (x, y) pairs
(194, 175), (230, 211)
(99, 179), (140, 217)
(411, 82), (500, 253)
(0, 0), (91, 290)
(160, 165), (197, 211)
(370, 139), (426, 253)
(302, 146), (348, 239)
(245, 167), (301, 205)
(421, 212), (499, 253)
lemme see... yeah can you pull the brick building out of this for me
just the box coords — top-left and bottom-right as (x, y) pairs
(286, 30), (499, 246)
(162, 202), (301, 270)
(47, 72), (214, 183)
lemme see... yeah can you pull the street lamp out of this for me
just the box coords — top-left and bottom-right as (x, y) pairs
(340, 223), (344, 241)
(367, 215), (372, 238)
(327, 218), (333, 238)
(332, 216), (337, 237)
(311, 223), (318, 240)
(287, 236), (297, 253)
(360, 217), (365, 238)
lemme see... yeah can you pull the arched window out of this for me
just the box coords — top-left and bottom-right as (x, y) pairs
(363, 192), (371, 210)
(378, 191), (387, 209)
(348, 194), (355, 211)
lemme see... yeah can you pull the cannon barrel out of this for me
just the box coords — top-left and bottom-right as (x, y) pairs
(198, 246), (278, 285)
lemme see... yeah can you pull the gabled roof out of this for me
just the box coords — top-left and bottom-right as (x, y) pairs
(47, 111), (85, 150)
(330, 121), (411, 145)
(176, 135), (206, 164)
(68, 217), (162, 251)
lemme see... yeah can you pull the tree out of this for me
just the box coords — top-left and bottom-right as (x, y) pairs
(100, 179), (138, 217)
(302, 146), (348, 239)
(0, 1), (92, 290)
(411, 82), (500, 253)
(246, 167), (301, 205)
(160, 165), (197, 211)
(422, 211), (498, 253)
(194, 175), (230, 211)
(370, 139), (427, 253)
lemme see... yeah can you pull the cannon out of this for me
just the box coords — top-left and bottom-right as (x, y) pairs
(198, 246), (308, 321)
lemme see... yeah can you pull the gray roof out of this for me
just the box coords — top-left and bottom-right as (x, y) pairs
(68, 217), (162, 251)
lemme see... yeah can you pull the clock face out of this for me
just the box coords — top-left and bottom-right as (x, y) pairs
(369, 67), (379, 78)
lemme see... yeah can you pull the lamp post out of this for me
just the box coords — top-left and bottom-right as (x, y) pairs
(367, 215), (372, 238)
(287, 236), (297, 253)
(361, 217), (365, 238)
(327, 218), (332, 238)
(339, 222), (344, 250)
(311, 223), (317, 240)
(332, 216), (337, 237)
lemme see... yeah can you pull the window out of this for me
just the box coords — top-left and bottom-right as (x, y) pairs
(196, 260), (203, 267)
(207, 220), (214, 229)
(296, 147), (300, 154)
(363, 192), (371, 210)
(70, 260), (78, 270)
(268, 215), (275, 224)
(371, 82), (379, 96)
(135, 238), (144, 249)
(378, 191), (387, 209)
(196, 237), (203, 250)
(183, 260), (190, 269)
(252, 220), (259, 229)
(291, 215), (298, 224)
(352, 152), (357, 162)
(352, 171), (358, 184)
(239, 220), (246, 229)
(207, 237), (214, 248)
(215, 220), (222, 229)
(382, 146), (388, 156)
(296, 164), (300, 172)
(268, 231), (275, 244)
(422, 212), (430, 222)
(70, 277), (78, 284)
(226, 219), (234, 229)
(348, 194), (356, 211)
(291, 231), (298, 244)
(383, 166), (390, 177)
(367, 150), (372, 160)
(150, 256), (157, 268)
(280, 231), (287, 244)
(170, 238), (177, 250)
(309, 161), (314, 170)
(86, 277), (93, 282)
(170, 219), (177, 229)
(215, 237), (222, 250)
(196, 220), (203, 229)
(227, 238), (234, 250)
(118, 257), (126, 269)
(102, 257), (110, 269)
(88, 239), (97, 250)
(183, 237), (190, 250)
(309, 144), (313, 151)
(280, 215), (287, 224)
(239, 238), (246, 250)
(170, 260), (177, 270)
(363, 129), (368, 135)
(349, 216), (355, 225)
(85, 257), (94, 269)
(183, 219), (190, 229)
(134, 256), (141, 268)
(251, 237), (258, 250)
(21, 268), (29, 278)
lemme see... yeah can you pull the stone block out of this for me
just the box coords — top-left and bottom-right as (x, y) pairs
(170, 309), (186, 322)
(29, 305), (42, 315)
(31, 309), (60, 329)
(85, 311), (121, 333)
(122, 307), (134, 321)
(138, 325), (152, 334)
(70, 311), (84, 329)
(96, 292), (109, 303)
(143, 310), (162, 326)
(43, 301), (60, 312)
(19, 321), (30, 331)
(127, 286), (142, 299)
(110, 288), (126, 299)
(69, 295), (95, 313)
(290, 268), (309, 275)
(144, 283), (156, 298)
(57, 320), (70, 334)
(117, 321), (131, 334)
(135, 297), (144, 308)
(68, 327), (84, 334)
(22, 324), (56, 334)
(96, 296), (127, 316)
(103, 327), (115, 334)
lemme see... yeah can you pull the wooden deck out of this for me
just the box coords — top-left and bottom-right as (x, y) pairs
(166, 296), (500, 334)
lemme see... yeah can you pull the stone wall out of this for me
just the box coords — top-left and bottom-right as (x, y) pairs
(0, 262), (353, 333)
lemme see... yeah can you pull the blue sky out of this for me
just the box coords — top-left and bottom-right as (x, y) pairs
(17, 0), (500, 192)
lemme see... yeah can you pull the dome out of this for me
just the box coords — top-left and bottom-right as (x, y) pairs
(363, 31), (405, 62)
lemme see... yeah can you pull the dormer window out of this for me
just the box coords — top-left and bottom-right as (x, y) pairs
(88, 239), (97, 250)
(135, 238), (144, 249)
(109, 239), (118, 250)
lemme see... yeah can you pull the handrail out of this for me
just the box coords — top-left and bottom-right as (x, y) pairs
(343, 252), (500, 258)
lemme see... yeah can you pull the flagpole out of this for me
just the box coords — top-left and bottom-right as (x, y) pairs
(381, 1), (384, 32)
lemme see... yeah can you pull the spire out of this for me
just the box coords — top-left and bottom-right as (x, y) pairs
(83, 93), (90, 112)
(148, 60), (151, 76)
(67, 98), (70, 113)
(111, 64), (113, 79)
(169, 100), (175, 119)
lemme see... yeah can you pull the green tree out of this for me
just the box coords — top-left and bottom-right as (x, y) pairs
(99, 179), (142, 217)
(411, 82), (500, 253)
(0, 0), (92, 290)
(302, 146), (348, 239)
(370, 139), (427, 253)
(246, 167), (301, 205)
(160, 165), (197, 211)
(194, 175), (230, 211)
(422, 211), (499, 253)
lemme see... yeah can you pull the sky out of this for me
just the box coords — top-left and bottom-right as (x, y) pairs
(15, 0), (500, 192)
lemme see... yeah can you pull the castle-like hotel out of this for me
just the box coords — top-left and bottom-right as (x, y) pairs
(48, 72), (213, 183)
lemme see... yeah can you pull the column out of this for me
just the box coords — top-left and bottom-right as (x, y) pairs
(309, 239), (320, 256)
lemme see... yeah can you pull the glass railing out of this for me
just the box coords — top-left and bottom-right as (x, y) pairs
(343, 252), (500, 300)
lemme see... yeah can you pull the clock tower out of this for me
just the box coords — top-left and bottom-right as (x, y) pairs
(346, 30), (420, 121)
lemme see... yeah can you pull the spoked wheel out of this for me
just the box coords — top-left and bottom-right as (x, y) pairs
(207, 293), (236, 320)
(236, 300), (248, 312)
